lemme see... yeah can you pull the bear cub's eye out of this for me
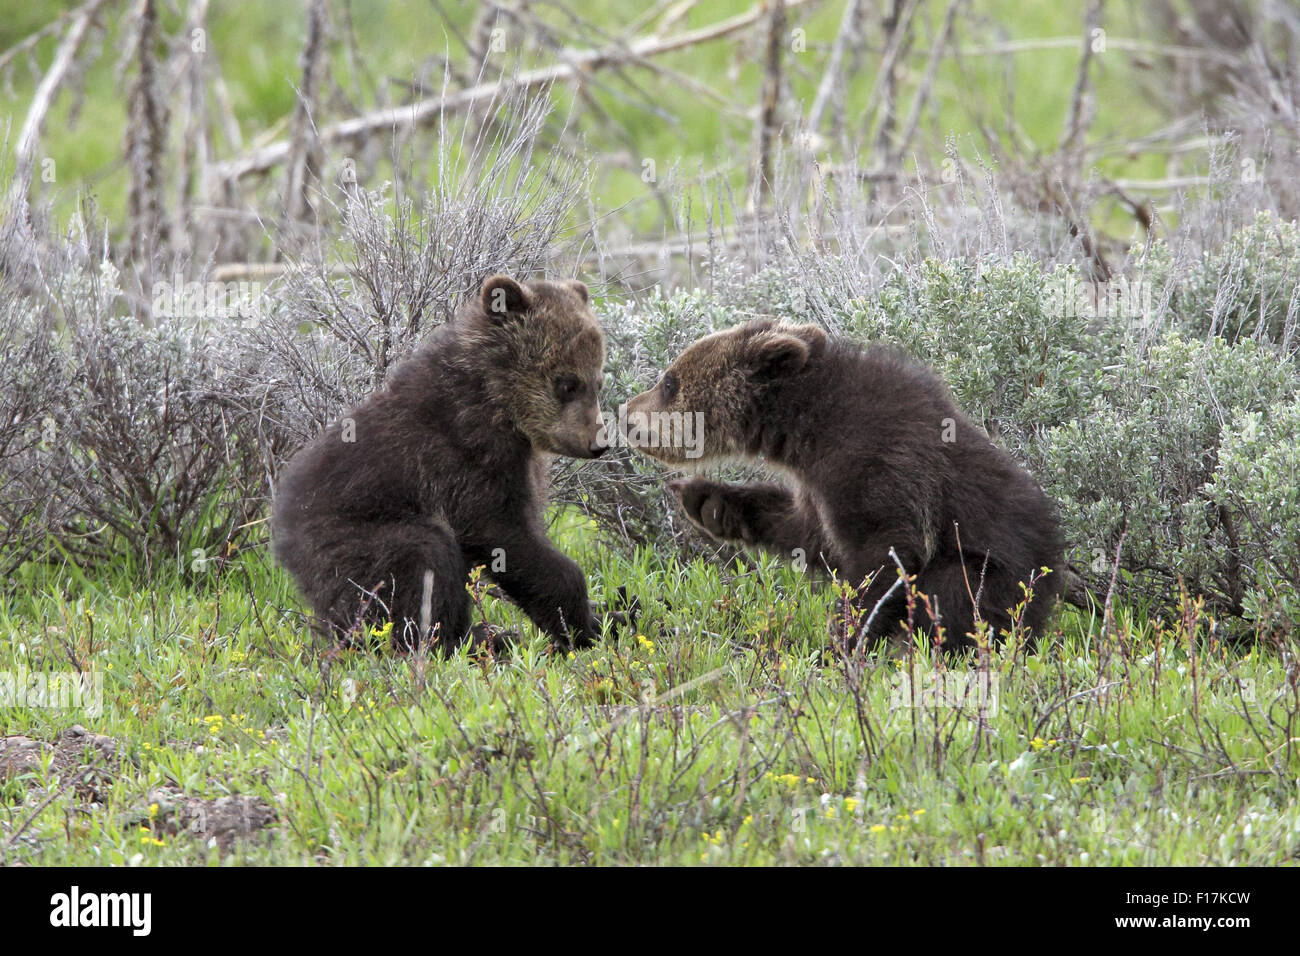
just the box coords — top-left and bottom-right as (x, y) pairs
(554, 374), (583, 402)
(659, 372), (679, 402)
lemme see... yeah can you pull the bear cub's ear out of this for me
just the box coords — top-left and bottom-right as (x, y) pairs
(481, 275), (532, 319)
(787, 323), (828, 354)
(564, 279), (589, 304)
(744, 324), (826, 380)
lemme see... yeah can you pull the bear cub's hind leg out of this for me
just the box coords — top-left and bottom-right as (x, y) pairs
(324, 519), (471, 651)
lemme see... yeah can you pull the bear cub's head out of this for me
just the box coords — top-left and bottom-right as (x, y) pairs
(624, 318), (827, 465)
(465, 275), (608, 459)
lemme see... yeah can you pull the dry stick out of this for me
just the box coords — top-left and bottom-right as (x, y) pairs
(853, 548), (910, 649)
(1059, 0), (1103, 155)
(210, 61), (245, 153)
(750, 0), (787, 210)
(1109, 175), (1211, 191)
(208, 0), (814, 187)
(865, 0), (920, 158)
(173, 0), (210, 263)
(807, 0), (867, 137)
(1100, 532), (1126, 650)
(3, 0), (114, 216)
(616, 53), (738, 112)
(654, 0), (701, 35)
(621, 0), (680, 38)
(283, 0), (330, 226)
(460, 0), (512, 167)
(876, 0), (906, 152)
(947, 35), (1244, 65)
(893, 0), (962, 162)
(333, 0), (380, 109)
(504, 4), (681, 219)
(534, 1), (738, 116)
(124, 0), (169, 317)
(0, 5), (89, 76)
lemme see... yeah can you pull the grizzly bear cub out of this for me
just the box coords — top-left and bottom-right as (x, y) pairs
(625, 319), (1063, 651)
(272, 275), (611, 652)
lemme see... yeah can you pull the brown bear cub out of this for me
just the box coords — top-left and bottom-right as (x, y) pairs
(625, 319), (1063, 651)
(272, 275), (612, 652)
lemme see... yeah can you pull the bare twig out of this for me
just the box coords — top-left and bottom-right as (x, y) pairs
(807, 0), (867, 138)
(894, 0), (962, 161)
(123, 0), (169, 311)
(3, 0), (114, 215)
(283, 0), (330, 226)
(750, 0), (787, 209)
(866, 0), (920, 158)
(173, 0), (211, 262)
(207, 0), (814, 188)
(1060, 0), (1103, 154)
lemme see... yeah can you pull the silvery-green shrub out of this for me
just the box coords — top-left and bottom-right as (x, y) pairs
(1040, 331), (1298, 618)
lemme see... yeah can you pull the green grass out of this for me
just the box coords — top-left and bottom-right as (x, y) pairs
(2, 516), (1297, 865)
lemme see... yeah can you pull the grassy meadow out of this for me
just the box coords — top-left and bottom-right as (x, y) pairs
(3, 512), (1297, 865)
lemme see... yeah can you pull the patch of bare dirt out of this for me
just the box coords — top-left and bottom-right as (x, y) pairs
(0, 725), (120, 802)
(132, 786), (276, 853)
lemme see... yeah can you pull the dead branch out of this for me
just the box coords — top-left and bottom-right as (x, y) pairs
(862, 0), (920, 158)
(939, 35), (1242, 65)
(750, 0), (787, 209)
(283, 0), (330, 226)
(3, 0), (114, 216)
(123, 0), (169, 315)
(807, 0), (867, 138)
(207, 0), (814, 189)
(1060, 0), (1103, 154)
(894, 0), (962, 162)
(173, 0), (210, 263)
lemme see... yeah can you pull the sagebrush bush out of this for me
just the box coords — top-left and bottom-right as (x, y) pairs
(1143, 210), (1300, 350)
(1208, 399), (1300, 634)
(1039, 332), (1299, 618)
(0, 287), (64, 574)
(38, 262), (265, 570)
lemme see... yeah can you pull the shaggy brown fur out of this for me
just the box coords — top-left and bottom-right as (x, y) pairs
(625, 319), (1063, 650)
(271, 275), (610, 651)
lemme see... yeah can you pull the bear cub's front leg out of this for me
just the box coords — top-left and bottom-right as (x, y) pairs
(669, 478), (796, 548)
(671, 478), (751, 542)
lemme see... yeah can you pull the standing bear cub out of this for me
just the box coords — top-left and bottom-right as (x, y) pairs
(625, 319), (1063, 650)
(272, 275), (611, 652)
